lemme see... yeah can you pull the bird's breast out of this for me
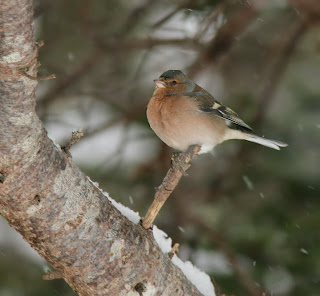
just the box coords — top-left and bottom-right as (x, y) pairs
(147, 93), (227, 151)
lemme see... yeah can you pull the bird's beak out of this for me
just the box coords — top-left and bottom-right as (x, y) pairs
(153, 79), (166, 88)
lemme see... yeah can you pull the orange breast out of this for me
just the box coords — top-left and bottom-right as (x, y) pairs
(147, 92), (227, 151)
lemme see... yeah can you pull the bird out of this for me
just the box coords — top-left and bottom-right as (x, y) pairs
(147, 70), (287, 153)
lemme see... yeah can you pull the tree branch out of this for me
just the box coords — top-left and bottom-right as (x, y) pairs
(187, 1), (263, 77)
(142, 145), (201, 229)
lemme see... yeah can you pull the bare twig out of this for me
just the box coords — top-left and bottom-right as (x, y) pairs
(117, 1), (156, 36)
(142, 145), (201, 229)
(43, 271), (63, 280)
(99, 38), (202, 51)
(15, 40), (55, 81)
(194, 3), (226, 41)
(290, 0), (320, 24)
(187, 1), (262, 77)
(19, 69), (56, 81)
(169, 243), (180, 259)
(62, 130), (84, 156)
(151, 0), (200, 29)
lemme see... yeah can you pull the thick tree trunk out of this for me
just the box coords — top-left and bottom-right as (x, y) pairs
(0, 1), (204, 295)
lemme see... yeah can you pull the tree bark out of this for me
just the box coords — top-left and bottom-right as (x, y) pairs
(0, 1), (205, 295)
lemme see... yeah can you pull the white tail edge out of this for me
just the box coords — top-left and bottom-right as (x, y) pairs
(247, 135), (288, 150)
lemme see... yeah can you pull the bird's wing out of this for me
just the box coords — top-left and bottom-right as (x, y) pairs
(184, 90), (253, 131)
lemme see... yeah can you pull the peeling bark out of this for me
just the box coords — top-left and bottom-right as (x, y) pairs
(0, 1), (205, 295)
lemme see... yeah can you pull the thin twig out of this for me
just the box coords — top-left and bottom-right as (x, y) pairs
(117, 1), (156, 37)
(151, 0), (200, 29)
(62, 130), (84, 156)
(187, 1), (261, 77)
(19, 69), (56, 81)
(169, 243), (180, 259)
(99, 38), (202, 51)
(142, 145), (201, 229)
(43, 271), (63, 280)
(194, 3), (225, 41)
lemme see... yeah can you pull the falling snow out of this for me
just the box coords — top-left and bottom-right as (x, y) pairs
(300, 248), (309, 255)
(129, 195), (134, 204)
(178, 226), (185, 233)
(242, 175), (254, 190)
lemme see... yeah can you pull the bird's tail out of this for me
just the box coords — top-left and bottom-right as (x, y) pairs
(246, 134), (288, 150)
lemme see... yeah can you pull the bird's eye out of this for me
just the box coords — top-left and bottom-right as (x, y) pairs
(172, 81), (177, 85)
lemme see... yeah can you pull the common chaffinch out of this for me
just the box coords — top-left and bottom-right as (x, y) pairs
(147, 70), (287, 153)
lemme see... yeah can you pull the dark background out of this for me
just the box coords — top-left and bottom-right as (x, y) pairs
(0, 1), (319, 295)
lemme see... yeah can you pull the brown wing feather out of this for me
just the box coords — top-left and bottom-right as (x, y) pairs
(179, 85), (253, 131)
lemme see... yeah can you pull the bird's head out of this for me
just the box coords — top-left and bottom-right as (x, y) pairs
(153, 70), (195, 93)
